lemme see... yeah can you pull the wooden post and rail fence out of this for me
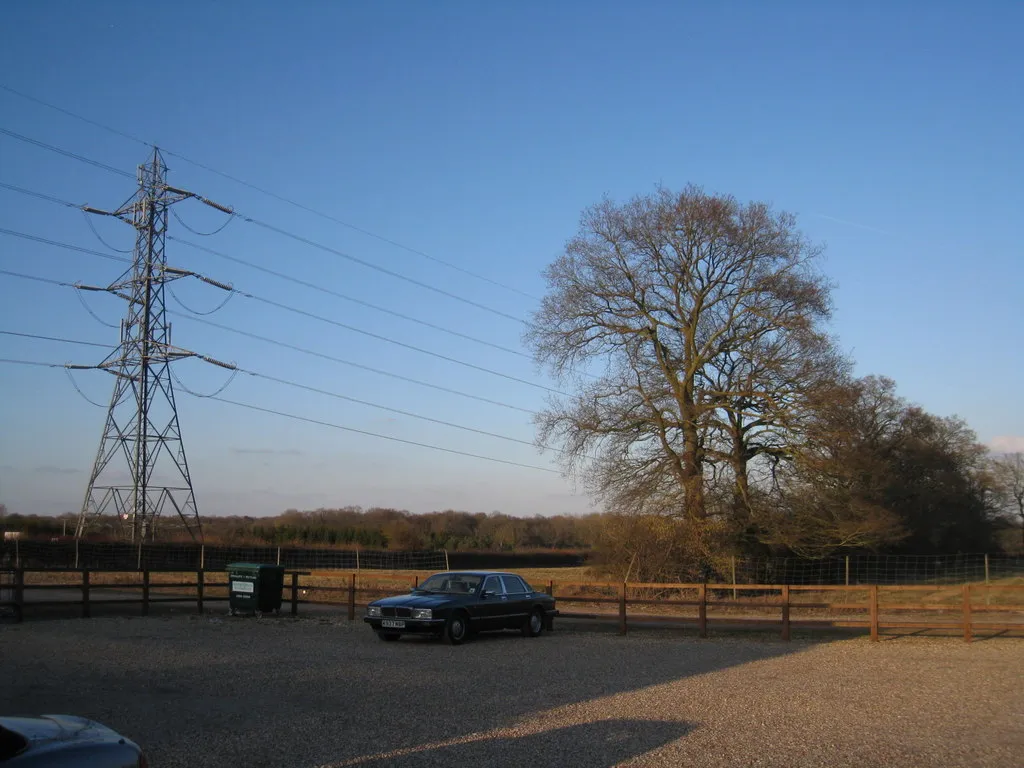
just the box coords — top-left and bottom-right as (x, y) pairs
(3, 568), (1022, 642)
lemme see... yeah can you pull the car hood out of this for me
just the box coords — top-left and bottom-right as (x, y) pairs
(0, 715), (138, 761)
(372, 593), (460, 609)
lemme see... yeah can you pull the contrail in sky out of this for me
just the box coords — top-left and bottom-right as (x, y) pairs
(811, 213), (892, 236)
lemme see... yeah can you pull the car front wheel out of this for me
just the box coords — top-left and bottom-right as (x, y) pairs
(444, 611), (470, 645)
(523, 608), (545, 638)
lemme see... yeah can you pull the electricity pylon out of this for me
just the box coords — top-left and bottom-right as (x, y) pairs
(73, 147), (235, 543)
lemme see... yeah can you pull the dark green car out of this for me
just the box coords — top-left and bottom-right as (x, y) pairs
(363, 570), (558, 645)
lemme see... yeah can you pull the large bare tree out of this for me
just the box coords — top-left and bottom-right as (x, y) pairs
(992, 452), (1024, 547)
(527, 185), (833, 533)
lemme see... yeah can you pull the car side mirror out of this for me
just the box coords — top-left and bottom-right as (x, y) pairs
(481, 590), (496, 599)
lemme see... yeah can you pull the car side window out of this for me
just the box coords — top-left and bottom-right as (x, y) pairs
(501, 575), (528, 595)
(482, 575), (502, 596)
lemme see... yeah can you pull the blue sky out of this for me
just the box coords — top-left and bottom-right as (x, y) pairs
(1, 1), (1021, 518)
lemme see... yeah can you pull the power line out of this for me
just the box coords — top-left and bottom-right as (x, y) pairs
(5, 326), (548, 451)
(230, 293), (564, 395)
(82, 211), (133, 253)
(170, 236), (531, 359)
(0, 181), (78, 208)
(1, 182), (531, 359)
(0, 357), (66, 368)
(235, 367), (545, 451)
(206, 395), (559, 474)
(0, 268), (73, 287)
(0, 127), (133, 178)
(169, 366), (239, 399)
(171, 312), (538, 415)
(0, 83), (539, 301)
(0, 227), (131, 264)
(64, 367), (109, 407)
(0, 267), (540, 414)
(184, 162), (540, 301)
(0, 330), (109, 348)
(0, 84), (152, 147)
(0, 229), (556, 393)
(2, 348), (552, 468)
(168, 284), (236, 315)
(238, 214), (528, 324)
(2, 341), (557, 466)
(170, 207), (235, 237)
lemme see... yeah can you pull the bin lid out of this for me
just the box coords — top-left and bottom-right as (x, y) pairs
(226, 562), (284, 572)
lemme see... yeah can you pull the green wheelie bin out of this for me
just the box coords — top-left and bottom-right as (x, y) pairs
(226, 562), (285, 617)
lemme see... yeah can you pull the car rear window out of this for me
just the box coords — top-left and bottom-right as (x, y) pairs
(501, 575), (529, 594)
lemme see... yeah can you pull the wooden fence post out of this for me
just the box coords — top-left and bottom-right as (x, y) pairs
(731, 556), (737, 600)
(618, 582), (627, 635)
(869, 585), (879, 642)
(197, 570), (204, 614)
(547, 579), (554, 597)
(781, 585), (791, 641)
(414, 575), (419, 588)
(14, 568), (24, 607)
(845, 556), (850, 587)
(142, 570), (150, 616)
(984, 556), (991, 606)
(962, 584), (972, 643)
(698, 584), (707, 638)
(82, 570), (91, 619)
(348, 573), (356, 621)
(290, 572), (299, 616)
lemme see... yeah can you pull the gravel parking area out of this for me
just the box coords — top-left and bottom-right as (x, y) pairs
(2, 615), (1022, 767)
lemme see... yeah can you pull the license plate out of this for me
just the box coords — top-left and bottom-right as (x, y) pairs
(381, 619), (405, 629)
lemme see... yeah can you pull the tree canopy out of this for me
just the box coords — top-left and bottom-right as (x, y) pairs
(528, 185), (1007, 570)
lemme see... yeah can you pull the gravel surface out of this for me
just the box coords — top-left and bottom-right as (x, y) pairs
(2, 615), (1021, 767)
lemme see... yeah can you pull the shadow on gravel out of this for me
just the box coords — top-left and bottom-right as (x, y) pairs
(335, 719), (694, 767)
(2, 614), (810, 767)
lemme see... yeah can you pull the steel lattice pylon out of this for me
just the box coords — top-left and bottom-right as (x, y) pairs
(75, 148), (234, 542)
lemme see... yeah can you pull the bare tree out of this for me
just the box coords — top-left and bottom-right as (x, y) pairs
(760, 376), (905, 556)
(703, 324), (848, 522)
(527, 185), (833, 534)
(992, 452), (1024, 547)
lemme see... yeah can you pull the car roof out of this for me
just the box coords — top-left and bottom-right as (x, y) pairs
(430, 570), (517, 577)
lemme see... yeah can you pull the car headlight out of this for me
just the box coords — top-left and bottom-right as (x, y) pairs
(412, 608), (432, 620)
(367, 606), (382, 617)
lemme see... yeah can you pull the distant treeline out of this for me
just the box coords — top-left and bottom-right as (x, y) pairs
(0, 506), (605, 553)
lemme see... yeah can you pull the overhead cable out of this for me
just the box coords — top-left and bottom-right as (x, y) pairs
(206, 395), (559, 474)
(0, 84), (538, 300)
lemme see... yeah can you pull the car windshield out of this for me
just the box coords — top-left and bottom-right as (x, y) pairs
(415, 574), (483, 594)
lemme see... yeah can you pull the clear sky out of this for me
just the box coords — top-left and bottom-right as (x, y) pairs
(1, 1), (1021, 519)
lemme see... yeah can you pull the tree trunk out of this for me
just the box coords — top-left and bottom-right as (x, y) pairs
(733, 445), (751, 518)
(680, 383), (705, 519)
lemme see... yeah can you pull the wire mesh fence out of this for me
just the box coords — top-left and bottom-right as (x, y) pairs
(2, 539), (1022, 585)
(0, 539), (448, 572)
(722, 553), (1024, 586)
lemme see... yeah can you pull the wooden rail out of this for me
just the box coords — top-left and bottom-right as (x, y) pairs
(7, 569), (1024, 642)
